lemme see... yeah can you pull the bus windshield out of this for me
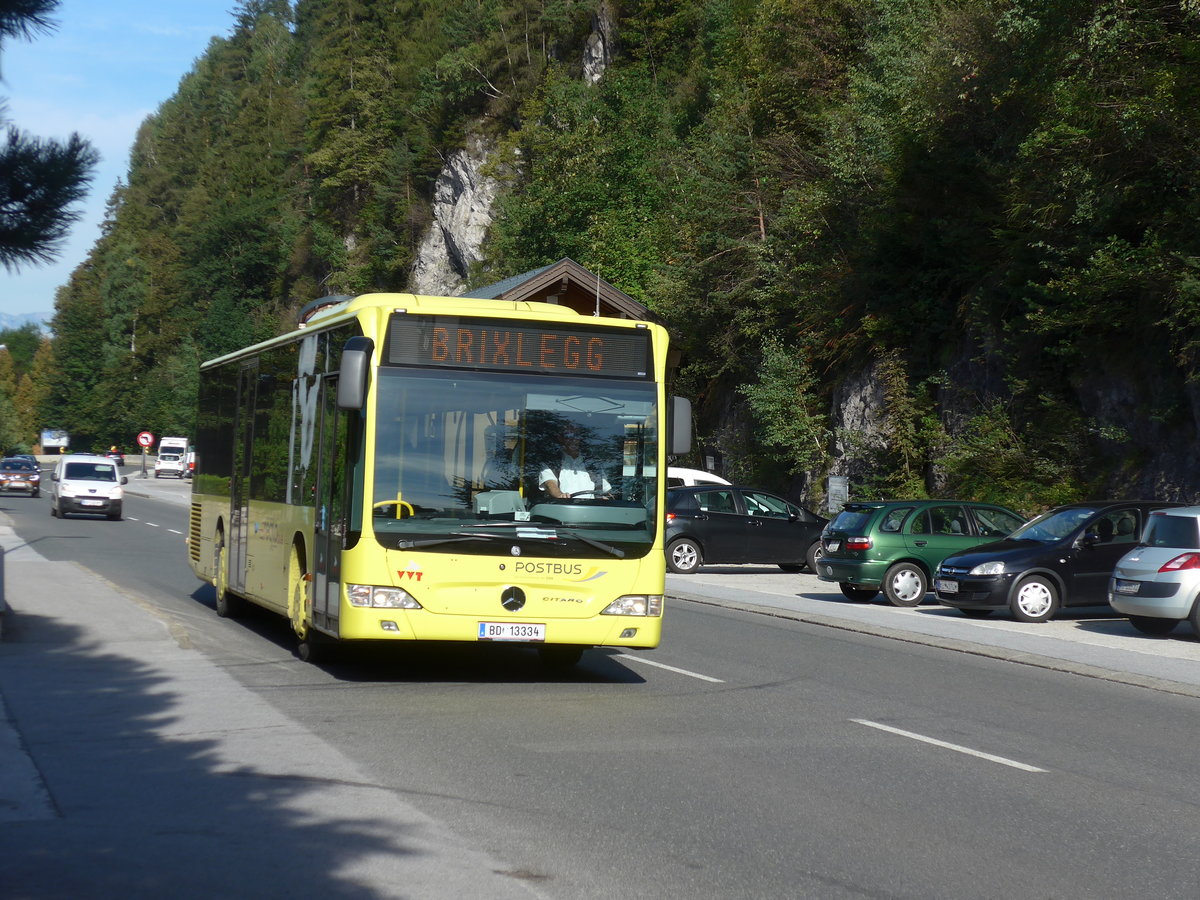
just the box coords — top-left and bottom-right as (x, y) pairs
(371, 369), (659, 554)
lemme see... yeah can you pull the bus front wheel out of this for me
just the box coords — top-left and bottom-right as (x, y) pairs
(538, 645), (585, 668)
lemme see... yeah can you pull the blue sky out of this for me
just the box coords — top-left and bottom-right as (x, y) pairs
(2, 1), (241, 317)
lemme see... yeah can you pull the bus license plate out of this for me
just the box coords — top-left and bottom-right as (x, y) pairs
(478, 622), (546, 642)
(935, 579), (958, 594)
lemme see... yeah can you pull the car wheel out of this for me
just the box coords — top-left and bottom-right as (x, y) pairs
(777, 564), (803, 573)
(883, 562), (927, 607)
(804, 541), (820, 573)
(1183, 599), (1200, 639)
(839, 583), (878, 602)
(1009, 575), (1059, 623)
(666, 538), (702, 574)
(1128, 615), (1178, 637)
(958, 608), (993, 619)
(31, 490), (39, 498)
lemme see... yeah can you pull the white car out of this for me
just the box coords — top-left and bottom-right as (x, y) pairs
(49, 454), (126, 520)
(666, 466), (731, 488)
(154, 453), (186, 478)
(1110, 506), (1200, 637)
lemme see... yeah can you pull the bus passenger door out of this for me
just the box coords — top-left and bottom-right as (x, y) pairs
(312, 375), (345, 633)
(229, 361), (257, 594)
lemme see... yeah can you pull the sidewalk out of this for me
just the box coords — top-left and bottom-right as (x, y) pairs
(666, 567), (1200, 697)
(0, 518), (546, 899)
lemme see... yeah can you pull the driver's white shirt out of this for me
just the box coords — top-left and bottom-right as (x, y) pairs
(539, 453), (611, 496)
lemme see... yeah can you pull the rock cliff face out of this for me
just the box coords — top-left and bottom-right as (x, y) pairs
(583, 2), (615, 84)
(408, 135), (500, 297)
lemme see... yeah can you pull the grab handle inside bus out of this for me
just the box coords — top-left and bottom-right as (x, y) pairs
(669, 396), (692, 456)
(337, 336), (375, 410)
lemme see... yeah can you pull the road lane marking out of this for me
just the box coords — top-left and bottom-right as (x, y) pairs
(167, 529), (182, 535)
(146, 522), (160, 527)
(615, 653), (725, 683)
(852, 719), (1047, 773)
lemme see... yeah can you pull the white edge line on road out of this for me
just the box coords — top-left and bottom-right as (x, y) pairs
(167, 529), (183, 535)
(146, 522), (160, 527)
(615, 653), (725, 683)
(852, 719), (1047, 773)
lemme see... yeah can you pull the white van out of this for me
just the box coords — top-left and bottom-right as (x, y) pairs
(666, 467), (731, 488)
(49, 454), (128, 520)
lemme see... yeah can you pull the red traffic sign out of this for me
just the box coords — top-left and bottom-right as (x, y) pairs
(137, 431), (155, 448)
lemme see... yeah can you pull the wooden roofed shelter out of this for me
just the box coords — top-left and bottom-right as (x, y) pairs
(461, 258), (659, 323)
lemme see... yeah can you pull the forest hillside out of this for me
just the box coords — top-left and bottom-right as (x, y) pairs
(34, 0), (1200, 512)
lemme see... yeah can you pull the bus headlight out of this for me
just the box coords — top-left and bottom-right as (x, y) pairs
(347, 584), (423, 609)
(601, 594), (663, 616)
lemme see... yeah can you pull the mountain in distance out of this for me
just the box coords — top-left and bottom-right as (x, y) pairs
(0, 311), (52, 335)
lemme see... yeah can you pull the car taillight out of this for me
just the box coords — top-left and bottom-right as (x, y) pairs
(666, 512), (676, 522)
(846, 536), (872, 551)
(1159, 553), (1200, 572)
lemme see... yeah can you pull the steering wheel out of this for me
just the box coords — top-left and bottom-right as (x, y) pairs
(566, 489), (612, 500)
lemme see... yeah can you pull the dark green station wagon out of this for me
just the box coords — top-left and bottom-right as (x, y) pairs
(816, 500), (1026, 607)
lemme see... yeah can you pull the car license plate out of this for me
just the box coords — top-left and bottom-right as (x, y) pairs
(935, 578), (958, 594)
(478, 622), (546, 642)
(1114, 580), (1140, 595)
(80, 499), (103, 507)
(826, 541), (840, 552)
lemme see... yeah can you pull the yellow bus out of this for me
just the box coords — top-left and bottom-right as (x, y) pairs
(187, 292), (690, 664)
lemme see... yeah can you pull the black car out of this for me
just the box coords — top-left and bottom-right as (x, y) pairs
(665, 485), (827, 574)
(934, 501), (1186, 622)
(105, 450), (125, 466)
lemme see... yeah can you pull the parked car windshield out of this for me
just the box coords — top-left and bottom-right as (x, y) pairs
(1142, 513), (1200, 550)
(1009, 506), (1100, 542)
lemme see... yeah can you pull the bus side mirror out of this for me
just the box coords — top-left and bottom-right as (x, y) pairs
(669, 396), (692, 456)
(337, 336), (374, 410)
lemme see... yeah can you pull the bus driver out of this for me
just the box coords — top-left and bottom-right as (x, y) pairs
(538, 424), (612, 500)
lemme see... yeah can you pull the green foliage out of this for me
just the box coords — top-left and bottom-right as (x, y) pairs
(739, 335), (830, 475)
(939, 400), (1085, 516)
(38, 0), (1200, 501)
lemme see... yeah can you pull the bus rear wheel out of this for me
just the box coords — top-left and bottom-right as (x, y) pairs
(214, 537), (245, 618)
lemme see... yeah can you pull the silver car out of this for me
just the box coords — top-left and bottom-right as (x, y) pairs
(1109, 506), (1200, 636)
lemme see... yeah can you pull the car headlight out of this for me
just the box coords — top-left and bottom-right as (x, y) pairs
(601, 594), (663, 616)
(969, 561), (1006, 576)
(347, 583), (423, 609)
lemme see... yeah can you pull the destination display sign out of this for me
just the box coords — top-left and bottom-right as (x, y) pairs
(384, 314), (652, 379)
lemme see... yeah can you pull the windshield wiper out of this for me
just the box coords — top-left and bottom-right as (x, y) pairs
(396, 533), (503, 550)
(557, 530), (626, 558)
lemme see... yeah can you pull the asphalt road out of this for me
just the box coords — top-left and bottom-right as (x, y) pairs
(5, 476), (1200, 898)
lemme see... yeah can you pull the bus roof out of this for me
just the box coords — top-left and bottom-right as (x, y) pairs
(200, 292), (659, 370)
